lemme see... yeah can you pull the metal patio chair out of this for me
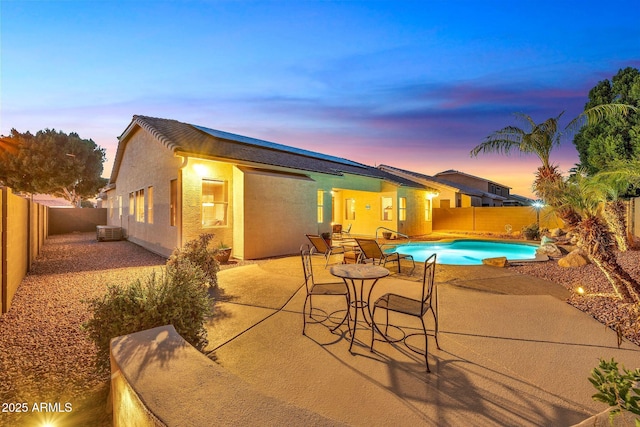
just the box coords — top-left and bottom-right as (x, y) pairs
(301, 246), (349, 335)
(354, 237), (415, 273)
(370, 253), (440, 372)
(306, 234), (345, 268)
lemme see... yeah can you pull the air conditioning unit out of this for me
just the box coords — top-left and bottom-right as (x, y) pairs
(96, 225), (122, 242)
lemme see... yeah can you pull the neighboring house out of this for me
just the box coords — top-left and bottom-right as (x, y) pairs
(502, 193), (535, 207)
(378, 164), (507, 208)
(433, 170), (511, 206)
(106, 115), (438, 259)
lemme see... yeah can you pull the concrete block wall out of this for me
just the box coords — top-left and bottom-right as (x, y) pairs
(1, 188), (48, 314)
(433, 206), (563, 234)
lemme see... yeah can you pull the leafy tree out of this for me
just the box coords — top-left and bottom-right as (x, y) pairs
(573, 67), (640, 175)
(0, 128), (107, 206)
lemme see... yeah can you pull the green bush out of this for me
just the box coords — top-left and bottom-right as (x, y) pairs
(83, 262), (211, 372)
(522, 223), (540, 240)
(167, 233), (220, 288)
(589, 358), (640, 425)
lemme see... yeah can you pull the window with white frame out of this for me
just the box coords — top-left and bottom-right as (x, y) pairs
(317, 190), (324, 223)
(399, 197), (406, 221)
(147, 186), (154, 224)
(118, 196), (122, 218)
(381, 197), (393, 221)
(202, 179), (227, 227)
(170, 179), (177, 227)
(136, 189), (145, 222)
(345, 198), (356, 220)
(425, 197), (432, 221)
(129, 193), (134, 215)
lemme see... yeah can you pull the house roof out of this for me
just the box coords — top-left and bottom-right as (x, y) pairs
(434, 169), (512, 190)
(378, 164), (507, 201)
(110, 115), (425, 189)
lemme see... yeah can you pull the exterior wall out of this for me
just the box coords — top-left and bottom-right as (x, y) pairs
(433, 206), (563, 233)
(180, 158), (234, 251)
(107, 128), (181, 257)
(49, 208), (107, 234)
(237, 168), (316, 259)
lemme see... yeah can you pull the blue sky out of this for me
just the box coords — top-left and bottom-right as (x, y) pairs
(2, 0), (639, 197)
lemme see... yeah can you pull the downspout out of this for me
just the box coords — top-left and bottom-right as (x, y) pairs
(177, 155), (189, 250)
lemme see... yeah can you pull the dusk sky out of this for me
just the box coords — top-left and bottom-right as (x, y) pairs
(2, 0), (639, 197)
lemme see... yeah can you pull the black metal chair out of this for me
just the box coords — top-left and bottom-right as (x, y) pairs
(370, 253), (439, 372)
(306, 234), (345, 268)
(301, 246), (349, 335)
(354, 237), (415, 273)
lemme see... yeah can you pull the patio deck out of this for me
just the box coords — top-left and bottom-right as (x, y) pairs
(205, 256), (640, 426)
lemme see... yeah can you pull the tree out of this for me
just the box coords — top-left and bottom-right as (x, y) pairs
(470, 104), (637, 202)
(0, 129), (107, 206)
(573, 67), (640, 175)
(539, 166), (640, 303)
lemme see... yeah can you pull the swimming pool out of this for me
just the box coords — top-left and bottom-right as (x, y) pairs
(386, 239), (539, 265)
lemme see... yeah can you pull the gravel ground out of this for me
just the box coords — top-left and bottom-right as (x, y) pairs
(0, 232), (262, 427)
(0, 232), (638, 426)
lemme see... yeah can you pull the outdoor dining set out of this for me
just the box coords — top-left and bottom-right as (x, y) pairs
(301, 231), (440, 372)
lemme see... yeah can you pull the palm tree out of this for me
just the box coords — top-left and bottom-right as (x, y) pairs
(539, 169), (640, 303)
(470, 105), (637, 202)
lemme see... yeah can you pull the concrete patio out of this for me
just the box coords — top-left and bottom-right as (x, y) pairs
(204, 255), (640, 426)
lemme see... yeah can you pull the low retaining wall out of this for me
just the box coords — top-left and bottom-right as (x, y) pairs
(110, 325), (339, 427)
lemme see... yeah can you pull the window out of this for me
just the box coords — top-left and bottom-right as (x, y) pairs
(129, 193), (134, 215)
(109, 196), (114, 218)
(381, 197), (393, 221)
(399, 197), (406, 221)
(136, 189), (145, 222)
(147, 186), (154, 224)
(345, 198), (356, 220)
(202, 179), (227, 226)
(317, 190), (324, 223)
(170, 179), (177, 226)
(425, 198), (432, 221)
(118, 196), (122, 218)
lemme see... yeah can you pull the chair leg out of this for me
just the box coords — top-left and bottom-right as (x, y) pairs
(330, 295), (350, 332)
(302, 295), (310, 335)
(421, 316), (430, 373)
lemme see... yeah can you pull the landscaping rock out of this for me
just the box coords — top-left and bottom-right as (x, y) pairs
(536, 243), (563, 258)
(540, 236), (556, 246)
(482, 256), (508, 267)
(558, 250), (590, 268)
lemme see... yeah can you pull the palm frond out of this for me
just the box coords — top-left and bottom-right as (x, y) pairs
(565, 104), (638, 136)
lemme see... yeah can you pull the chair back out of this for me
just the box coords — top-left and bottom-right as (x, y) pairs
(306, 234), (329, 254)
(343, 224), (352, 234)
(421, 253), (437, 307)
(355, 238), (384, 260)
(332, 224), (342, 234)
(300, 245), (315, 293)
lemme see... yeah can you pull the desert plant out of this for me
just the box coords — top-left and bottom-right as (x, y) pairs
(522, 223), (540, 240)
(589, 358), (640, 426)
(167, 233), (220, 288)
(83, 262), (211, 372)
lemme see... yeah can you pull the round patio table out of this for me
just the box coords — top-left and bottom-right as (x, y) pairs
(330, 264), (390, 352)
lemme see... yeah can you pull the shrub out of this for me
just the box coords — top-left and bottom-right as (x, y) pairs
(589, 358), (640, 425)
(522, 223), (540, 240)
(167, 233), (220, 288)
(83, 262), (211, 372)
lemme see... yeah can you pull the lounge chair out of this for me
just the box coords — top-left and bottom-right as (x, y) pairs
(354, 237), (415, 273)
(306, 234), (345, 268)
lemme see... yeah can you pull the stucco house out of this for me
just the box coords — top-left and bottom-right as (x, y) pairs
(378, 164), (508, 207)
(105, 115), (438, 259)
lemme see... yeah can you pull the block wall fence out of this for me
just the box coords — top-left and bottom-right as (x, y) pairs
(1, 188), (48, 314)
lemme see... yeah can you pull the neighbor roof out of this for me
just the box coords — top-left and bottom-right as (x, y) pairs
(378, 164), (507, 201)
(109, 115), (424, 189)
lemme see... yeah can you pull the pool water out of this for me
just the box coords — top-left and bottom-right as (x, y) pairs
(386, 239), (539, 265)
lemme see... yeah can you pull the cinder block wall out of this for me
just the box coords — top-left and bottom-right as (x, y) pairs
(49, 208), (107, 235)
(433, 206), (563, 233)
